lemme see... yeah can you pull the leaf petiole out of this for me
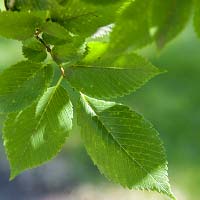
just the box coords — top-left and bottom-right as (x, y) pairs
(35, 29), (66, 77)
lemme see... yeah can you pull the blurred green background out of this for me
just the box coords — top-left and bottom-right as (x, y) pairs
(0, 2), (200, 199)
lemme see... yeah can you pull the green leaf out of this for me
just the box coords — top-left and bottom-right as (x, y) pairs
(5, 0), (51, 11)
(3, 84), (73, 179)
(50, 0), (120, 38)
(0, 61), (53, 113)
(82, 0), (122, 5)
(41, 22), (72, 45)
(65, 52), (161, 99)
(150, 0), (192, 49)
(0, 11), (45, 40)
(109, 0), (152, 53)
(83, 41), (108, 63)
(78, 95), (175, 199)
(22, 38), (47, 62)
(194, 0), (200, 38)
(4, 0), (70, 11)
(52, 42), (83, 64)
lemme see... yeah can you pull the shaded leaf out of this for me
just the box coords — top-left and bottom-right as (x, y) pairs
(109, 0), (152, 53)
(150, 0), (192, 49)
(0, 11), (45, 40)
(194, 0), (200, 38)
(22, 38), (47, 62)
(52, 42), (83, 64)
(42, 22), (72, 45)
(0, 61), (53, 113)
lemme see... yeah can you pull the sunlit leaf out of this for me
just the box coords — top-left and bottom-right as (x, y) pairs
(3, 85), (73, 179)
(78, 95), (175, 199)
(65, 52), (161, 99)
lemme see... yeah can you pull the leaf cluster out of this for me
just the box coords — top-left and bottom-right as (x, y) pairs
(1, 0), (198, 199)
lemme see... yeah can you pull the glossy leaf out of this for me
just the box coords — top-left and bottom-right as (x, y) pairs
(78, 95), (175, 199)
(3, 85), (73, 179)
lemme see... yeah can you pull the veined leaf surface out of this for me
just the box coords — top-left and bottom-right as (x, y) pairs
(78, 95), (175, 199)
(3, 85), (73, 179)
(0, 11), (45, 40)
(22, 38), (47, 62)
(65, 53), (161, 99)
(0, 61), (52, 113)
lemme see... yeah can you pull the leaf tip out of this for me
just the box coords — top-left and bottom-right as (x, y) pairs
(9, 170), (18, 181)
(168, 192), (177, 200)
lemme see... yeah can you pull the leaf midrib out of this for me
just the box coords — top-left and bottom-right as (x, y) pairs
(84, 98), (169, 195)
(35, 76), (63, 130)
(72, 64), (149, 70)
(65, 11), (97, 21)
(9, 77), (65, 178)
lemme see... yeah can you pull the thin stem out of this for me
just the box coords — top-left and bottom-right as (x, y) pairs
(35, 29), (65, 77)
(35, 29), (52, 54)
(56, 75), (64, 87)
(60, 66), (65, 77)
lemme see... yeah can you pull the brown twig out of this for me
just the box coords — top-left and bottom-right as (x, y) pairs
(35, 29), (52, 53)
(34, 29), (65, 77)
